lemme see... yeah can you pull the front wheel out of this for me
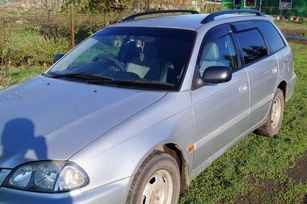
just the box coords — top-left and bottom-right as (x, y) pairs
(256, 88), (285, 137)
(126, 152), (181, 204)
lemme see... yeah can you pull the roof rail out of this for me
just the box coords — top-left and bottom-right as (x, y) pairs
(201, 9), (265, 24)
(122, 10), (199, 22)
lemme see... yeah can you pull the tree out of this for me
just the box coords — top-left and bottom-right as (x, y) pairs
(64, 0), (147, 13)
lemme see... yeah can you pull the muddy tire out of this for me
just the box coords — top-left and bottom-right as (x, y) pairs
(256, 88), (284, 137)
(126, 152), (180, 204)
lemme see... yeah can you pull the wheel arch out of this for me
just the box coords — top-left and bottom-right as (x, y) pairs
(277, 80), (287, 100)
(129, 141), (191, 195)
(155, 143), (190, 192)
(126, 142), (190, 204)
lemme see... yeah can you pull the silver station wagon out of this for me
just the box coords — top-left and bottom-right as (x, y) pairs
(0, 9), (296, 204)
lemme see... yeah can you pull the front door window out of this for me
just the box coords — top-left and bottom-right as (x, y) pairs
(198, 34), (238, 77)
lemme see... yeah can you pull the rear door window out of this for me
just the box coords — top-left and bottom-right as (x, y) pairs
(254, 21), (285, 53)
(235, 29), (268, 65)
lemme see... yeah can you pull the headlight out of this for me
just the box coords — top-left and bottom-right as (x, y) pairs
(3, 161), (89, 193)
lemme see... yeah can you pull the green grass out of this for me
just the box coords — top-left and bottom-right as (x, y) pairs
(1, 42), (306, 203)
(0, 66), (47, 87)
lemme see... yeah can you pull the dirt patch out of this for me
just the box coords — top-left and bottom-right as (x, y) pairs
(301, 194), (307, 204)
(235, 178), (287, 204)
(281, 29), (307, 44)
(282, 29), (307, 35)
(288, 153), (307, 183)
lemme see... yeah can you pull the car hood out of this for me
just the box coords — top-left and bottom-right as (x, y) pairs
(0, 76), (167, 168)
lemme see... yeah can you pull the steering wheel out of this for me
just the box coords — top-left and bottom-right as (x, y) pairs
(92, 54), (125, 72)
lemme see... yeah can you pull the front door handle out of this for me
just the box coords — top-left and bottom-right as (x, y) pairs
(238, 84), (248, 93)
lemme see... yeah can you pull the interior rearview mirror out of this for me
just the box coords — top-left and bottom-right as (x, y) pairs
(53, 53), (64, 63)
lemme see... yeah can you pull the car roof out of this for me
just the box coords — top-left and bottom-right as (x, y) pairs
(110, 13), (271, 31)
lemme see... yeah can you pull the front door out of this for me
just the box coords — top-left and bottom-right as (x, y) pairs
(192, 25), (250, 175)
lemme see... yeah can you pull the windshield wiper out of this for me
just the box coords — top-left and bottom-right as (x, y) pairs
(45, 72), (113, 81)
(45, 72), (176, 89)
(91, 79), (176, 89)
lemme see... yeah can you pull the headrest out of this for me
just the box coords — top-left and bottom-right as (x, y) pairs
(201, 42), (219, 61)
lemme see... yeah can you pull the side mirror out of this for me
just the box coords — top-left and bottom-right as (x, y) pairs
(53, 53), (64, 63)
(202, 66), (232, 84)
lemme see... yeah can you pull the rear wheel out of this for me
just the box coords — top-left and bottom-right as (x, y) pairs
(127, 152), (180, 204)
(256, 88), (284, 137)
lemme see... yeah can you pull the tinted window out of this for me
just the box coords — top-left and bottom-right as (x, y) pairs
(255, 21), (285, 53)
(199, 34), (238, 76)
(236, 29), (268, 64)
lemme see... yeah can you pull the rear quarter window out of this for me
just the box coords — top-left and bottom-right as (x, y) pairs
(254, 21), (286, 53)
(235, 29), (268, 65)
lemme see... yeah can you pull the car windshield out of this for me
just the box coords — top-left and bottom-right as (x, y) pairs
(46, 27), (196, 90)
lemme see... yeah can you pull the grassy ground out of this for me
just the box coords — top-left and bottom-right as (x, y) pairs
(275, 21), (307, 31)
(0, 42), (306, 203)
(0, 66), (46, 87)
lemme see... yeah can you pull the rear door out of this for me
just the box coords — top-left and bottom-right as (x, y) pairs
(232, 22), (278, 129)
(192, 25), (250, 174)
(254, 20), (290, 90)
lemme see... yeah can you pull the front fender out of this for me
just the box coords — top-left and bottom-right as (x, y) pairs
(69, 92), (194, 193)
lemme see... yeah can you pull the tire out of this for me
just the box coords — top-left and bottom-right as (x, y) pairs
(126, 151), (181, 204)
(256, 88), (284, 137)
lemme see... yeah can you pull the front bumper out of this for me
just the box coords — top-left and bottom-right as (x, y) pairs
(0, 177), (131, 204)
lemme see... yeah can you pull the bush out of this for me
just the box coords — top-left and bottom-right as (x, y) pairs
(39, 22), (70, 40)
(75, 22), (101, 44)
(201, 4), (222, 13)
(0, 29), (69, 67)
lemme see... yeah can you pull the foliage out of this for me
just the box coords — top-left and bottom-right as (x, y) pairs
(37, 20), (99, 44)
(0, 29), (69, 67)
(38, 22), (70, 40)
(200, 4), (222, 13)
(74, 22), (101, 44)
(64, 0), (131, 12)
